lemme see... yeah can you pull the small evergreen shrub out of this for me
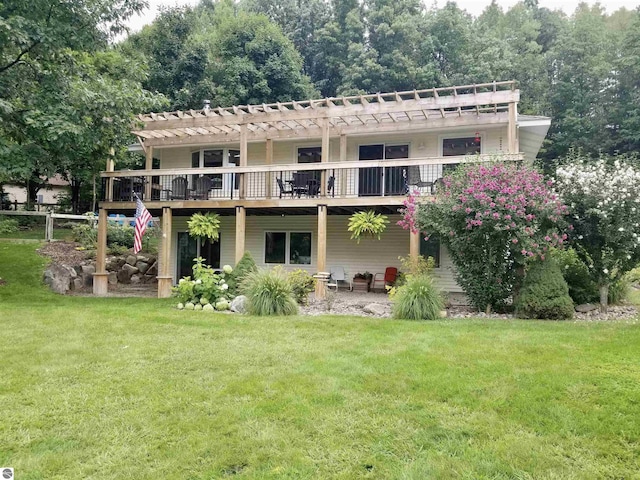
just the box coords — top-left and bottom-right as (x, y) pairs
(242, 267), (298, 316)
(227, 251), (258, 297)
(288, 269), (315, 304)
(553, 248), (598, 305)
(608, 276), (630, 304)
(0, 217), (19, 234)
(515, 259), (574, 320)
(392, 274), (444, 321)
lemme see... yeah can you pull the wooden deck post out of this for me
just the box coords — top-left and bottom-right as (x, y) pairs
(508, 102), (518, 153)
(157, 206), (173, 298)
(315, 204), (328, 299)
(265, 138), (273, 199)
(235, 206), (246, 265)
(93, 208), (109, 295)
(106, 158), (115, 202)
(410, 230), (420, 259)
(320, 118), (329, 196)
(144, 145), (153, 200)
(239, 124), (248, 199)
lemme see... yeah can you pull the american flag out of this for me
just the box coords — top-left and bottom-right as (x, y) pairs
(133, 196), (152, 254)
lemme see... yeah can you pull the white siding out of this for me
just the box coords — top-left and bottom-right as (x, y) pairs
(169, 213), (462, 292)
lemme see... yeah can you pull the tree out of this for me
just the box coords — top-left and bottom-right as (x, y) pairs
(400, 162), (568, 313)
(555, 152), (640, 311)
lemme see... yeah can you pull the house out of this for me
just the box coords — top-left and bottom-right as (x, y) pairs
(94, 81), (551, 298)
(2, 175), (70, 210)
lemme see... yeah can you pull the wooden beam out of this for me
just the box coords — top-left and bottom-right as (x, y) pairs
(138, 112), (511, 147)
(144, 145), (153, 200)
(315, 204), (328, 299)
(93, 208), (109, 296)
(339, 134), (347, 197)
(235, 206), (246, 265)
(239, 124), (248, 199)
(157, 207), (173, 298)
(321, 118), (329, 196)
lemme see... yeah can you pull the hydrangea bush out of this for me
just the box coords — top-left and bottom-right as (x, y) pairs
(555, 153), (640, 311)
(400, 162), (569, 312)
(173, 257), (233, 311)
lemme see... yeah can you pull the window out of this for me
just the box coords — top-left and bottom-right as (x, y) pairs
(265, 232), (286, 264)
(265, 231), (312, 265)
(290, 232), (312, 265)
(420, 235), (440, 268)
(297, 147), (321, 164)
(177, 232), (221, 278)
(192, 148), (239, 191)
(358, 143), (409, 196)
(443, 137), (481, 156)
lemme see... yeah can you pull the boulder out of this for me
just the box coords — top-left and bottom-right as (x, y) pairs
(362, 303), (387, 316)
(146, 261), (158, 276)
(82, 273), (94, 288)
(72, 277), (84, 291)
(575, 303), (598, 313)
(125, 255), (137, 266)
(117, 269), (131, 284)
(81, 264), (95, 275)
(143, 274), (157, 284)
(230, 295), (248, 313)
(130, 274), (141, 284)
(439, 310), (448, 318)
(43, 264), (74, 294)
(122, 263), (139, 276)
(108, 272), (118, 285)
(136, 261), (150, 274)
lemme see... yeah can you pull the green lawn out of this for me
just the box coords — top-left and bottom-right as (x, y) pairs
(1, 241), (639, 479)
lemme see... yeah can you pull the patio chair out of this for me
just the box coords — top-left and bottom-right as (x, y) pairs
(371, 267), (398, 292)
(163, 176), (188, 200)
(327, 175), (335, 197)
(277, 178), (294, 198)
(327, 266), (352, 291)
(192, 175), (212, 200)
(405, 166), (435, 194)
(292, 172), (310, 197)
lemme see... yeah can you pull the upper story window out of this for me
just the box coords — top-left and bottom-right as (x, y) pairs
(443, 137), (481, 156)
(191, 148), (240, 190)
(298, 147), (321, 163)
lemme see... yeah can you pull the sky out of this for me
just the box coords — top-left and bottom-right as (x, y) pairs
(125, 0), (640, 33)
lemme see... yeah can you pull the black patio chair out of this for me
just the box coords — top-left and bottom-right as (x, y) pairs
(192, 176), (212, 200)
(405, 166), (435, 194)
(277, 178), (294, 198)
(163, 176), (188, 200)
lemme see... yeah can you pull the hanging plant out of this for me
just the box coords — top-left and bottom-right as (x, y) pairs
(187, 212), (221, 241)
(347, 210), (389, 244)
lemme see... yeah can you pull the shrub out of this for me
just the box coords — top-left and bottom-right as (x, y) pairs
(242, 267), (298, 316)
(515, 259), (574, 320)
(392, 274), (444, 321)
(553, 248), (598, 305)
(72, 217), (140, 251)
(288, 269), (315, 304)
(227, 251), (258, 297)
(0, 217), (19, 234)
(608, 276), (630, 304)
(72, 222), (97, 249)
(401, 162), (569, 313)
(172, 257), (232, 306)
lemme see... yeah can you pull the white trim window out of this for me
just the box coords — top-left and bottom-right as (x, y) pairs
(440, 134), (482, 157)
(191, 148), (240, 192)
(265, 231), (312, 265)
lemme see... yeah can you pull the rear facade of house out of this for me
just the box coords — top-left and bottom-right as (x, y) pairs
(94, 81), (551, 297)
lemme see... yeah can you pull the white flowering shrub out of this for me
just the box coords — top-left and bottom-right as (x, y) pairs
(172, 256), (232, 307)
(556, 153), (640, 308)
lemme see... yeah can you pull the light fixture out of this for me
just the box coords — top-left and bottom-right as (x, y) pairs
(474, 132), (481, 143)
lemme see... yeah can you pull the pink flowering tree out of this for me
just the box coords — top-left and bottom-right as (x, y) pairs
(399, 162), (569, 313)
(556, 152), (640, 311)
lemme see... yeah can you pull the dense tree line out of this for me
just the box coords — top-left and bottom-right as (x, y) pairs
(2, 0), (639, 211)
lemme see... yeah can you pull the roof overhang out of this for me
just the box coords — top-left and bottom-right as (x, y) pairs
(518, 115), (551, 161)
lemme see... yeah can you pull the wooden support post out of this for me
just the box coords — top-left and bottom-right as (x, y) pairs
(106, 158), (115, 202)
(239, 124), (248, 199)
(508, 102), (518, 154)
(93, 208), (109, 295)
(315, 204), (328, 299)
(320, 118), (329, 196)
(235, 206), (246, 265)
(410, 230), (420, 259)
(339, 134), (347, 197)
(265, 138), (273, 199)
(45, 212), (53, 242)
(157, 207), (173, 298)
(144, 145), (153, 200)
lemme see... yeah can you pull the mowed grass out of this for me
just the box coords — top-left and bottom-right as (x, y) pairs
(1, 241), (639, 479)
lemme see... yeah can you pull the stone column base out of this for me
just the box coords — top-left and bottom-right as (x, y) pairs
(157, 276), (173, 298)
(93, 273), (109, 296)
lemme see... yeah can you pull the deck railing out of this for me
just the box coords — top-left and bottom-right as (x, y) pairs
(100, 153), (523, 203)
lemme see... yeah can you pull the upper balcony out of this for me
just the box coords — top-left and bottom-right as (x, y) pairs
(99, 153), (524, 210)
